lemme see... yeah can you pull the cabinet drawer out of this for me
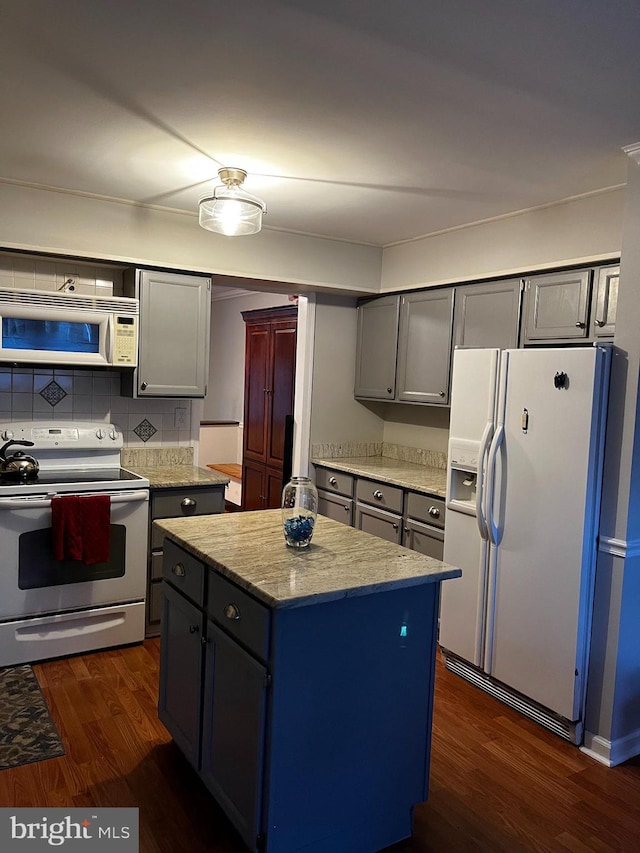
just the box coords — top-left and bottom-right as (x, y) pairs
(355, 478), (404, 513)
(405, 493), (446, 529)
(314, 468), (354, 497)
(151, 486), (225, 547)
(403, 518), (444, 560)
(355, 502), (402, 544)
(163, 538), (206, 607)
(317, 489), (353, 526)
(207, 572), (270, 662)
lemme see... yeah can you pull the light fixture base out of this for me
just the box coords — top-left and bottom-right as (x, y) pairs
(218, 167), (248, 186)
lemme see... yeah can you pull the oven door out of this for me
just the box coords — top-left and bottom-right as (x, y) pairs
(0, 488), (148, 620)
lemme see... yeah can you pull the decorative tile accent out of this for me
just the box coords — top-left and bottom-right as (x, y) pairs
(39, 380), (67, 407)
(133, 418), (157, 443)
(310, 442), (382, 459)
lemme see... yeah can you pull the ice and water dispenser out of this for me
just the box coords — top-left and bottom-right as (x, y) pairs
(447, 438), (480, 515)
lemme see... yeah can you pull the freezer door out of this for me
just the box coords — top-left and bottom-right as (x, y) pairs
(484, 347), (609, 721)
(441, 347), (499, 668)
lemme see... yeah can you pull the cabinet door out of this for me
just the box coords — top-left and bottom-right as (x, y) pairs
(136, 270), (211, 396)
(266, 320), (297, 470)
(317, 489), (353, 525)
(242, 459), (267, 511)
(396, 289), (454, 405)
(402, 518), (444, 560)
(454, 279), (522, 350)
(158, 582), (204, 768)
(201, 620), (268, 851)
(355, 502), (402, 544)
(243, 321), (271, 464)
(523, 270), (591, 343)
(354, 295), (400, 400)
(592, 265), (619, 338)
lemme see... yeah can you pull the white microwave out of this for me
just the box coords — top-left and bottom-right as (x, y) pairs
(0, 287), (139, 368)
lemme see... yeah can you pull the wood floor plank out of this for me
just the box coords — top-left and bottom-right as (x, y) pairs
(2, 640), (639, 852)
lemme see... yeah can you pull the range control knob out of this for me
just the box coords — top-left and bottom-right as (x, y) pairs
(109, 428), (118, 441)
(95, 428), (105, 440)
(1, 429), (14, 441)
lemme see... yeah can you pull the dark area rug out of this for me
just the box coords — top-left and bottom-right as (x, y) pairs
(0, 664), (65, 770)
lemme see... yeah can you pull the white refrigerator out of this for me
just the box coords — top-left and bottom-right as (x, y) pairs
(440, 345), (610, 743)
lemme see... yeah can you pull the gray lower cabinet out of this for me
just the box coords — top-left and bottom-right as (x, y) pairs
(317, 489), (353, 525)
(122, 268), (211, 398)
(453, 278), (522, 349)
(354, 294), (400, 399)
(356, 502), (403, 543)
(402, 493), (446, 560)
(146, 484), (225, 637)
(159, 537), (441, 853)
(158, 581), (204, 768)
(396, 288), (454, 405)
(200, 620), (267, 848)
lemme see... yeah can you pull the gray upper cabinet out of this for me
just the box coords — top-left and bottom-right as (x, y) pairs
(396, 288), (454, 405)
(453, 279), (522, 350)
(522, 269), (591, 344)
(354, 295), (399, 400)
(592, 264), (619, 339)
(122, 269), (211, 397)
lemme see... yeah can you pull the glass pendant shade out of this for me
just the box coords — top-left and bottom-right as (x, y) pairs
(199, 168), (266, 236)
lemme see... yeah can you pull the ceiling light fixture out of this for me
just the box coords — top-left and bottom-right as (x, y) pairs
(198, 167), (266, 236)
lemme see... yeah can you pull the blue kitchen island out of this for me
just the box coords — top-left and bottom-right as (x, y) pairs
(154, 510), (461, 853)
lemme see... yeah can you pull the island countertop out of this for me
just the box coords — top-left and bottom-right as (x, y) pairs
(154, 509), (461, 610)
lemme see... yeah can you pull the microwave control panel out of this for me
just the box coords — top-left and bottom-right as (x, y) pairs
(112, 315), (138, 365)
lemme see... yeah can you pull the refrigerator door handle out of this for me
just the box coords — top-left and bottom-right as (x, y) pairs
(475, 421), (493, 541)
(485, 423), (504, 545)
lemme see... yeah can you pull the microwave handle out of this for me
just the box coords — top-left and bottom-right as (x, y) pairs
(0, 489), (149, 510)
(105, 313), (114, 364)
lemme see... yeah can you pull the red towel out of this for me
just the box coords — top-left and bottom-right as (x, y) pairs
(51, 494), (111, 565)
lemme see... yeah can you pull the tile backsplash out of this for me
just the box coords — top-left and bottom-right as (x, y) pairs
(0, 366), (192, 447)
(0, 252), (123, 296)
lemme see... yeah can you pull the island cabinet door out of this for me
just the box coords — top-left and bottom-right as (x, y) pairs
(200, 620), (268, 852)
(158, 582), (205, 769)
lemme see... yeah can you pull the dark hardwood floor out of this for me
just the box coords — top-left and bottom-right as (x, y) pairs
(1, 640), (638, 852)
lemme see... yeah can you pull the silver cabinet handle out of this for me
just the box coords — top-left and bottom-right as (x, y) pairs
(172, 562), (186, 577)
(403, 526), (410, 534)
(189, 624), (199, 634)
(428, 506), (441, 519)
(392, 522), (399, 531)
(439, 391), (446, 398)
(344, 505), (350, 512)
(329, 476), (338, 486)
(575, 321), (586, 328)
(387, 387), (393, 394)
(224, 603), (241, 620)
(373, 489), (383, 500)
(595, 319), (606, 327)
(140, 381), (148, 390)
(181, 497), (197, 510)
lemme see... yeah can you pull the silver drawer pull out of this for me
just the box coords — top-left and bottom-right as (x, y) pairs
(224, 603), (241, 621)
(329, 476), (338, 486)
(172, 562), (186, 577)
(392, 523), (399, 531)
(373, 489), (383, 500)
(181, 497), (197, 509)
(344, 505), (350, 512)
(428, 506), (441, 519)
(575, 321), (586, 328)
(595, 319), (606, 327)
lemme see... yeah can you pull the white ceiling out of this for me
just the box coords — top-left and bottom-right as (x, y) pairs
(2, 1), (640, 248)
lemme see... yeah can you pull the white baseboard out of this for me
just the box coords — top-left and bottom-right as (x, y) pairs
(581, 729), (640, 767)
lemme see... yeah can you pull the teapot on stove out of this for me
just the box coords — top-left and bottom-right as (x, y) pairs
(0, 440), (40, 480)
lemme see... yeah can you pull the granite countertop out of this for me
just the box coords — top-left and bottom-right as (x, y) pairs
(126, 464), (229, 489)
(312, 456), (447, 497)
(154, 509), (460, 610)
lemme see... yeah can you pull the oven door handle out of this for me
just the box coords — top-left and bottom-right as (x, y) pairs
(0, 489), (149, 509)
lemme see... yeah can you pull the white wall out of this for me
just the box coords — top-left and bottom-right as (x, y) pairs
(204, 290), (291, 422)
(381, 404), (450, 455)
(382, 188), (624, 291)
(0, 181), (382, 295)
(309, 295), (385, 448)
